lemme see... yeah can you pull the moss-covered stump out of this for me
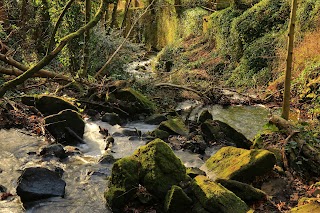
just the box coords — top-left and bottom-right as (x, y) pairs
(113, 87), (156, 117)
(191, 175), (249, 213)
(164, 185), (193, 213)
(44, 109), (84, 145)
(290, 200), (320, 213)
(134, 139), (190, 199)
(216, 179), (266, 204)
(200, 120), (252, 149)
(202, 146), (276, 182)
(21, 95), (78, 116)
(105, 157), (140, 211)
(158, 118), (189, 136)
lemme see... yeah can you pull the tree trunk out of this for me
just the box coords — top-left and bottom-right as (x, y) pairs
(121, 0), (132, 29)
(80, 0), (91, 78)
(282, 0), (297, 120)
(0, 0), (107, 98)
(46, 0), (75, 55)
(108, 0), (119, 34)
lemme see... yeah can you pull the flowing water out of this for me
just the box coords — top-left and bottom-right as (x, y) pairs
(0, 58), (272, 212)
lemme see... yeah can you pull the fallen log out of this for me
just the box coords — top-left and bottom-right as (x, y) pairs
(0, 66), (71, 81)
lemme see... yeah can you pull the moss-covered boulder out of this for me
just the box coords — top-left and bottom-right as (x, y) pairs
(21, 95), (78, 116)
(200, 120), (252, 149)
(105, 157), (140, 211)
(158, 118), (189, 136)
(290, 200), (320, 213)
(202, 146), (276, 182)
(134, 139), (190, 199)
(145, 113), (168, 125)
(113, 87), (156, 117)
(164, 185), (193, 213)
(191, 175), (249, 213)
(44, 109), (85, 145)
(216, 179), (266, 204)
(152, 129), (170, 140)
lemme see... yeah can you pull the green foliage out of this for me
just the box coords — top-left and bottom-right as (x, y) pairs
(297, 0), (320, 32)
(180, 8), (209, 38)
(88, 28), (143, 78)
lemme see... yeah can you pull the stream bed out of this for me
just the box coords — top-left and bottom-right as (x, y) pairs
(0, 103), (270, 212)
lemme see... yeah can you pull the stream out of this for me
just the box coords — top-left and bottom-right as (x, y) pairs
(0, 59), (272, 212)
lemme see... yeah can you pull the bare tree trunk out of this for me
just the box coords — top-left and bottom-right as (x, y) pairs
(282, 0), (297, 120)
(108, 0), (119, 34)
(121, 0), (132, 29)
(80, 0), (91, 78)
(0, 0), (107, 97)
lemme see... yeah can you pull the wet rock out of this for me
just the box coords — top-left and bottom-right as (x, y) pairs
(0, 168), (2, 173)
(203, 146), (276, 183)
(21, 95), (78, 116)
(164, 185), (192, 213)
(186, 167), (206, 179)
(145, 114), (168, 125)
(158, 118), (189, 136)
(152, 129), (170, 140)
(39, 144), (67, 159)
(44, 109), (85, 145)
(99, 154), (116, 164)
(105, 136), (114, 150)
(16, 167), (66, 204)
(112, 88), (156, 117)
(216, 179), (267, 204)
(182, 136), (207, 154)
(200, 120), (252, 149)
(122, 128), (141, 137)
(0, 185), (6, 193)
(197, 110), (213, 123)
(101, 113), (122, 126)
(64, 146), (82, 156)
(191, 175), (249, 213)
(85, 109), (99, 117)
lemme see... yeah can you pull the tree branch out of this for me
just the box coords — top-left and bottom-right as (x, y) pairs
(0, 0), (107, 98)
(46, 0), (76, 55)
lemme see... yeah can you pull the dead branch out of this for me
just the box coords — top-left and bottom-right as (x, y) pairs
(0, 66), (71, 81)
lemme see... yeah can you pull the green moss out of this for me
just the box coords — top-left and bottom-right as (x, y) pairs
(290, 201), (320, 213)
(164, 185), (192, 213)
(191, 176), (249, 213)
(216, 179), (266, 204)
(105, 156), (140, 210)
(159, 118), (189, 136)
(203, 146), (276, 182)
(152, 129), (170, 140)
(180, 8), (209, 37)
(134, 139), (189, 198)
(297, 0), (320, 32)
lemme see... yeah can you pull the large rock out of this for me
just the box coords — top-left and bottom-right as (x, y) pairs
(21, 95), (78, 116)
(158, 118), (189, 136)
(191, 175), (249, 213)
(105, 139), (190, 212)
(101, 112), (122, 125)
(197, 110), (213, 123)
(16, 167), (66, 203)
(44, 109), (85, 145)
(105, 157), (140, 211)
(112, 88), (156, 117)
(134, 139), (190, 198)
(201, 120), (252, 149)
(202, 146), (276, 182)
(39, 144), (67, 159)
(164, 185), (192, 213)
(216, 179), (267, 204)
(145, 113), (168, 125)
